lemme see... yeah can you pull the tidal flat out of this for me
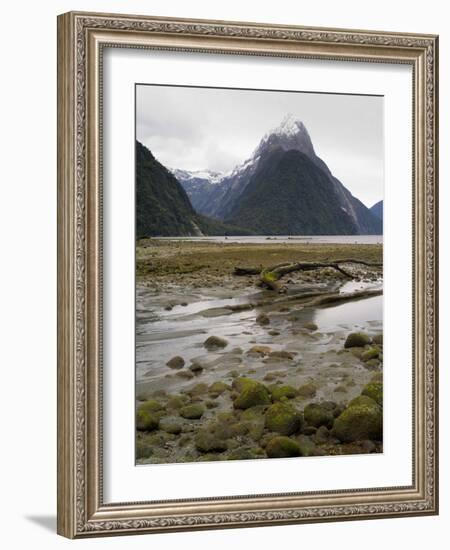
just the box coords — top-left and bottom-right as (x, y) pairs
(135, 239), (383, 464)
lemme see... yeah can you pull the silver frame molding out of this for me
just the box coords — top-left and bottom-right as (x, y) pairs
(57, 11), (439, 538)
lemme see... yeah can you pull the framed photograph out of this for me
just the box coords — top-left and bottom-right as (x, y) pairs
(57, 11), (439, 538)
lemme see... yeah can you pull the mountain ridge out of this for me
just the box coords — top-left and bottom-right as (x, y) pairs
(136, 141), (252, 238)
(228, 147), (364, 235)
(173, 114), (382, 234)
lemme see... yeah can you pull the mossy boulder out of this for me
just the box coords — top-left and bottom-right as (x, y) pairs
(166, 394), (189, 410)
(265, 402), (303, 435)
(136, 406), (160, 432)
(266, 436), (302, 458)
(348, 395), (379, 409)
(270, 384), (298, 401)
(233, 379), (271, 410)
(194, 431), (228, 453)
(365, 358), (381, 370)
(303, 403), (334, 428)
(209, 381), (229, 395)
(240, 405), (267, 421)
(166, 356), (185, 369)
(314, 425), (330, 444)
(344, 332), (371, 348)
(303, 322), (318, 331)
(187, 383), (209, 397)
(296, 434), (317, 456)
(232, 377), (256, 393)
(332, 404), (382, 442)
(203, 335), (228, 350)
(159, 417), (183, 435)
(362, 382), (383, 406)
(227, 447), (262, 460)
(297, 381), (317, 398)
(137, 399), (163, 413)
(180, 404), (205, 419)
(361, 347), (379, 362)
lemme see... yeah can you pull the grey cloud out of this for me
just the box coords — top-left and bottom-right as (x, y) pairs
(136, 84), (383, 206)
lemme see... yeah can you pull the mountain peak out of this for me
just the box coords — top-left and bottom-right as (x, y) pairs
(253, 115), (316, 160)
(273, 113), (308, 138)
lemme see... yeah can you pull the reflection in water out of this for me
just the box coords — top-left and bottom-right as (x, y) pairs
(315, 295), (382, 329)
(136, 281), (382, 389)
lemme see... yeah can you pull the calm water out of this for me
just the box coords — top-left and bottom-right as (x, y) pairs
(136, 280), (382, 385)
(158, 235), (383, 245)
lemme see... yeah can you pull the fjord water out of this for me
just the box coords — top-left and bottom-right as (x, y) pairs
(157, 235), (383, 244)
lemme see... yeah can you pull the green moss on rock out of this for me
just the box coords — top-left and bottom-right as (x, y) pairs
(303, 403), (334, 428)
(209, 381), (230, 395)
(227, 447), (262, 460)
(270, 384), (298, 401)
(265, 402), (303, 435)
(138, 399), (163, 413)
(266, 436), (302, 458)
(344, 332), (371, 348)
(187, 383), (209, 397)
(136, 406), (160, 432)
(361, 347), (379, 362)
(362, 382), (383, 406)
(296, 434), (317, 456)
(348, 395), (379, 409)
(234, 385), (271, 410)
(159, 417), (183, 434)
(370, 372), (383, 384)
(232, 377), (255, 393)
(195, 431), (228, 453)
(240, 405), (267, 421)
(166, 394), (189, 410)
(332, 404), (382, 442)
(180, 404), (205, 419)
(297, 381), (318, 398)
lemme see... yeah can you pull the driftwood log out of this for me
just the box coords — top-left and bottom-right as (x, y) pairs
(199, 288), (383, 318)
(234, 259), (382, 291)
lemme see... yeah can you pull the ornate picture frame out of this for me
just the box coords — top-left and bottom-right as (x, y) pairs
(57, 11), (438, 538)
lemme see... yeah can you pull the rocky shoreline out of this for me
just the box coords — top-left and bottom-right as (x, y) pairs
(135, 240), (383, 464)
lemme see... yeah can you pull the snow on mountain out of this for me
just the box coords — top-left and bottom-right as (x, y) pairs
(172, 114), (316, 218)
(171, 168), (224, 185)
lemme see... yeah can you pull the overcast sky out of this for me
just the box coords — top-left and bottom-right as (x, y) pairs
(136, 84), (383, 207)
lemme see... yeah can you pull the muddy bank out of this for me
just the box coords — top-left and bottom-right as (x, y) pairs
(135, 240), (383, 463)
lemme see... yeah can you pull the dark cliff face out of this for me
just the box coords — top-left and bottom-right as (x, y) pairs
(136, 140), (199, 237)
(174, 115), (382, 235)
(227, 148), (361, 235)
(136, 141), (252, 237)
